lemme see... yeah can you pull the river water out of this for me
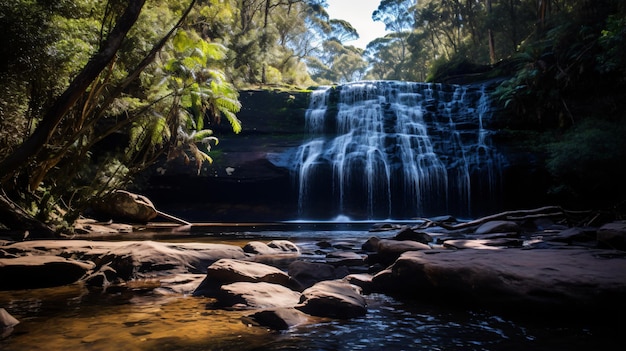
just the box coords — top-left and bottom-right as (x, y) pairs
(0, 228), (620, 350)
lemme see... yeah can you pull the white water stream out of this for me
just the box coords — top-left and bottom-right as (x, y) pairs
(294, 81), (504, 220)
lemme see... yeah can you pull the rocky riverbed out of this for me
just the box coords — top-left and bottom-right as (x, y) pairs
(1, 207), (626, 346)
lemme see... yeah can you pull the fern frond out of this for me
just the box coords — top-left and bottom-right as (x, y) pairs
(193, 129), (214, 141)
(220, 109), (242, 134)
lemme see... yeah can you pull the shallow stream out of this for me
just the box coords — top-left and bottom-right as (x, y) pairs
(0, 228), (620, 350)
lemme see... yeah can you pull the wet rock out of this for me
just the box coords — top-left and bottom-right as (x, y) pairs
(372, 247), (626, 319)
(296, 280), (367, 319)
(332, 241), (356, 250)
(369, 223), (403, 232)
(154, 274), (207, 295)
(244, 240), (301, 268)
(475, 220), (520, 235)
(244, 307), (311, 330)
(597, 221), (626, 251)
(216, 282), (301, 309)
(316, 241), (332, 249)
(393, 227), (433, 244)
(288, 261), (349, 290)
(545, 227), (596, 244)
(0, 308), (19, 339)
(361, 236), (380, 252)
(194, 259), (293, 297)
(344, 273), (374, 294)
(267, 240), (300, 254)
(243, 240), (300, 255)
(3, 240), (247, 282)
(0, 308), (19, 328)
(374, 239), (431, 264)
(0, 256), (95, 290)
(242, 241), (276, 255)
(103, 241), (247, 280)
(443, 238), (523, 249)
(325, 251), (365, 267)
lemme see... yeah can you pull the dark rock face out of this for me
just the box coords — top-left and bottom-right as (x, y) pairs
(0, 256), (95, 290)
(139, 90), (309, 222)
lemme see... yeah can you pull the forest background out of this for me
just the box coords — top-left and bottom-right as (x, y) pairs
(1, 0), (625, 237)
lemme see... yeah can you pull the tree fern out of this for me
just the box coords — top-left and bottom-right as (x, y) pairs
(159, 29), (242, 174)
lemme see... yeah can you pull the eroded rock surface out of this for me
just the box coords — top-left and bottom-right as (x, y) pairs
(296, 280), (367, 319)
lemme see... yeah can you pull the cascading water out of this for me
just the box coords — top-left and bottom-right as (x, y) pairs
(293, 81), (504, 220)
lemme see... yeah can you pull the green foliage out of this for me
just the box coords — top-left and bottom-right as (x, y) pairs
(546, 118), (626, 204)
(0, 0), (246, 232)
(596, 15), (626, 76)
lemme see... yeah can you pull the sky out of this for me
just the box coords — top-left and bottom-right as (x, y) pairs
(325, 0), (388, 49)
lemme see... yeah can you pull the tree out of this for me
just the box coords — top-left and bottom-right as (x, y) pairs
(368, 0), (416, 79)
(0, 0), (242, 236)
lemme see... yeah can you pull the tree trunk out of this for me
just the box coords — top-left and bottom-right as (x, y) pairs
(486, 0), (496, 64)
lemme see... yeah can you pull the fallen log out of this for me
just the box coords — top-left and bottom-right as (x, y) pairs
(156, 210), (191, 226)
(421, 206), (567, 231)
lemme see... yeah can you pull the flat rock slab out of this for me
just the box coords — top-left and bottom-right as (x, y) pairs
(1, 240), (247, 290)
(217, 282), (301, 309)
(373, 247), (626, 318)
(194, 258), (294, 296)
(0, 256), (95, 290)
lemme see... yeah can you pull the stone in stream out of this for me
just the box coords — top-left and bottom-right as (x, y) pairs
(193, 258), (295, 296)
(288, 260), (349, 290)
(215, 281), (301, 309)
(372, 247), (626, 319)
(296, 280), (367, 319)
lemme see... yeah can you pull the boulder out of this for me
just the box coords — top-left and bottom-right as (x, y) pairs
(0, 256), (95, 290)
(102, 241), (247, 280)
(0, 308), (19, 328)
(296, 280), (367, 319)
(244, 308), (311, 330)
(92, 190), (158, 223)
(216, 282), (301, 309)
(0, 308), (19, 339)
(194, 259), (293, 296)
(343, 273), (374, 294)
(393, 227), (433, 244)
(267, 240), (300, 254)
(361, 236), (381, 252)
(374, 239), (431, 264)
(597, 221), (626, 251)
(372, 247), (626, 319)
(288, 261), (349, 290)
(243, 240), (300, 255)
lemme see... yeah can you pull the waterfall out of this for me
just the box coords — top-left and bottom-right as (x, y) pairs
(293, 81), (504, 220)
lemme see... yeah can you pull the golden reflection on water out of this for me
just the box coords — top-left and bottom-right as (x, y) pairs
(0, 284), (276, 351)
